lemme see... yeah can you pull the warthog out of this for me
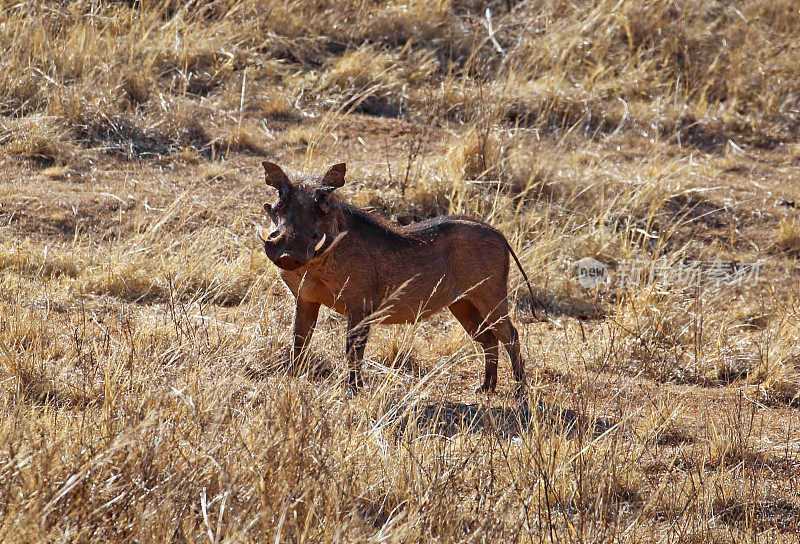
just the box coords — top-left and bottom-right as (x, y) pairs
(257, 161), (540, 394)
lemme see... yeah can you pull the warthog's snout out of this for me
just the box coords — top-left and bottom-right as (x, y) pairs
(257, 227), (305, 269)
(274, 252), (303, 271)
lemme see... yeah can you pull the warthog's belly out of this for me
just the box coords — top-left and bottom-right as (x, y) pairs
(280, 268), (462, 324)
(370, 300), (449, 324)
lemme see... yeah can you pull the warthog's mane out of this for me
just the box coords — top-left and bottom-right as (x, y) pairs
(338, 200), (425, 245)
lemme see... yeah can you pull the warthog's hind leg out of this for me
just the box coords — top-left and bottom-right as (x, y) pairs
(469, 295), (527, 397)
(493, 317), (526, 397)
(449, 300), (499, 393)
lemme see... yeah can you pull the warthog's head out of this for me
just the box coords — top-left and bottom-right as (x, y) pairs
(257, 162), (348, 271)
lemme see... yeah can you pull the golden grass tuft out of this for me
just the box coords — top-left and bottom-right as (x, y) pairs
(445, 128), (502, 182)
(776, 219), (800, 253)
(1, 117), (76, 165)
(0, 241), (83, 279)
(198, 160), (235, 182)
(257, 88), (296, 118)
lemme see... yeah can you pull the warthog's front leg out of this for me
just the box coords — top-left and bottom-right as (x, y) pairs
(291, 299), (320, 374)
(345, 310), (371, 391)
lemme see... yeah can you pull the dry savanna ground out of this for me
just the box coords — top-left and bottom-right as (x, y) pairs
(2, 0), (800, 542)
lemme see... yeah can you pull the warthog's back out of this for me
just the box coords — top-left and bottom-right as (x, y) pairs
(399, 214), (511, 288)
(347, 214), (512, 324)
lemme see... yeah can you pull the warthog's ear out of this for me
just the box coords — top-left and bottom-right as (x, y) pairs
(315, 163), (346, 213)
(262, 162), (291, 197)
(320, 163), (346, 189)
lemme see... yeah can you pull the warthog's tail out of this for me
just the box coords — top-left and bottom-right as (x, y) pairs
(505, 241), (548, 320)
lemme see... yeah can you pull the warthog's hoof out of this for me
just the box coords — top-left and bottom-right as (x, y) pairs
(347, 370), (364, 393)
(475, 383), (497, 395)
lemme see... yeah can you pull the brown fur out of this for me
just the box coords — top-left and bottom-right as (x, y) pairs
(258, 162), (533, 394)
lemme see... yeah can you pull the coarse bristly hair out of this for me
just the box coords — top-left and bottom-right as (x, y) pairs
(339, 200), (426, 244)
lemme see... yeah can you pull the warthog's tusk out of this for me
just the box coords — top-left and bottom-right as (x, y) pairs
(313, 231), (348, 259)
(327, 231), (347, 252)
(314, 233), (327, 252)
(256, 227), (269, 243)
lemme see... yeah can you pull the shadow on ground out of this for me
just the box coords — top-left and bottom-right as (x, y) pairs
(401, 399), (617, 439)
(242, 350), (334, 381)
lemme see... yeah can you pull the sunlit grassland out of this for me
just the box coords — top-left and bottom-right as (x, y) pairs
(1, 0), (800, 542)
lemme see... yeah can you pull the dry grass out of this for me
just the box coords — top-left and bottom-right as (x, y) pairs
(776, 219), (800, 254)
(1, 0), (800, 542)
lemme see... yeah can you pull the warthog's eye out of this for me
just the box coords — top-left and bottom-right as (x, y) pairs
(314, 192), (331, 214)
